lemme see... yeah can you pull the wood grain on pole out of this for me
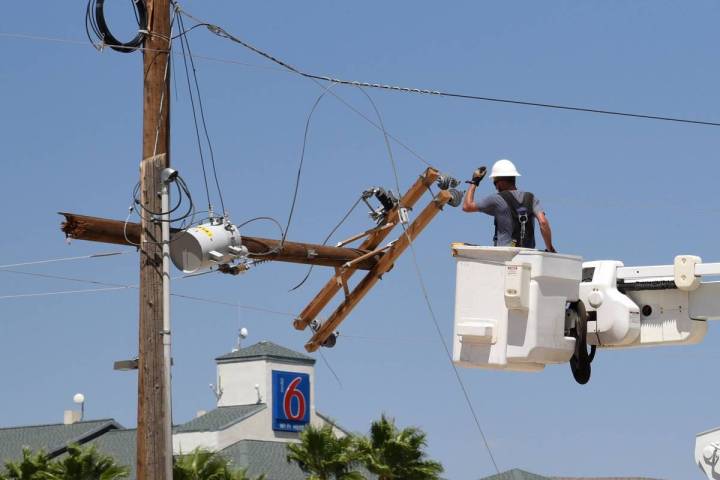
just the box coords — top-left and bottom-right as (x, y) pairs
(304, 189), (451, 352)
(139, 0), (172, 477)
(293, 167), (439, 331)
(59, 213), (383, 270)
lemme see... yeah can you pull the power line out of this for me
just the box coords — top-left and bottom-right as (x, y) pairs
(9, 27), (720, 128)
(0, 270), (298, 317)
(176, 10), (720, 128)
(0, 286), (132, 299)
(289, 195), (363, 292)
(354, 82), (501, 473)
(0, 32), (283, 72)
(175, 18), (213, 212)
(176, 14), (227, 216)
(281, 83), (341, 250)
(0, 251), (131, 270)
(405, 239), (501, 473)
(319, 350), (343, 389)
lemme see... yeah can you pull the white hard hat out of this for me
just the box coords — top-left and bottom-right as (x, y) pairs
(489, 159), (521, 178)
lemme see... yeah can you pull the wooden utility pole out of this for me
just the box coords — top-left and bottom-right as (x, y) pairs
(138, 0), (173, 478)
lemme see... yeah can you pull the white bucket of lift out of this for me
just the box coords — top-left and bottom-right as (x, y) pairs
(170, 222), (242, 273)
(451, 244), (581, 372)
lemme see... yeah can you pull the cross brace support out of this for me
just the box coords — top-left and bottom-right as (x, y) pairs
(304, 188), (451, 352)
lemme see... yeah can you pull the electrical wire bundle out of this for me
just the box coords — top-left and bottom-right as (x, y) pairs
(174, 12), (227, 218)
(85, 0), (148, 52)
(131, 173), (195, 224)
(124, 172), (196, 247)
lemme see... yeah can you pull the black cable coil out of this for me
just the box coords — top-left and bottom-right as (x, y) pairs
(86, 0), (148, 53)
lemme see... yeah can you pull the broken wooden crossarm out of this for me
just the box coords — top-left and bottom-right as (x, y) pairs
(292, 167), (440, 332)
(59, 212), (382, 270)
(303, 188), (452, 352)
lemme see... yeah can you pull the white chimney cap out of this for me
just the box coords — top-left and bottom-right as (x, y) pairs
(73, 393), (85, 404)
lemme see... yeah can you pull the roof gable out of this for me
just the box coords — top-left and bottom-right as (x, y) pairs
(175, 404), (267, 433)
(220, 440), (377, 480)
(215, 341), (315, 366)
(481, 469), (552, 480)
(0, 419), (122, 462)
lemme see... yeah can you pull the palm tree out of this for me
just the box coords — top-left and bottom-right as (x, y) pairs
(355, 415), (443, 480)
(286, 424), (364, 480)
(45, 444), (129, 480)
(173, 447), (264, 480)
(1, 448), (53, 480)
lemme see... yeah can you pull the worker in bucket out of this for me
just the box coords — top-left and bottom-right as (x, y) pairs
(462, 159), (556, 252)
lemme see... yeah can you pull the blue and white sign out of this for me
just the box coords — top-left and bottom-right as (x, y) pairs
(272, 370), (310, 432)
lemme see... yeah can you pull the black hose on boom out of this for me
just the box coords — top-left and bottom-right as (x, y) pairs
(568, 300), (595, 385)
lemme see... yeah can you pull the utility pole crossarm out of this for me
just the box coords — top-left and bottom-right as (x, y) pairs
(59, 213), (384, 270)
(293, 167), (440, 332)
(304, 189), (452, 352)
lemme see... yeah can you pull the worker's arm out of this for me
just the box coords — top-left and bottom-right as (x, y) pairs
(537, 211), (556, 253)
(462, 167), (487, 212)
(462, 184), (481, 212)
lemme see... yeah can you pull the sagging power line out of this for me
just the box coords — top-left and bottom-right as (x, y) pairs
(175, 6), (720, 128)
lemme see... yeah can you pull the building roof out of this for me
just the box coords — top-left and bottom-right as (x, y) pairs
(221, 440), (376, 480)
(174, 404), (267, 433)
(0, 419), (122, 462)
(552, 477), (664, 480)
(215, 340), (316, 366)
(481, 469), (552, 480)
(479, 469), (665, 480)
(84, 428), (137, 480)
(220, 439), (306, 479)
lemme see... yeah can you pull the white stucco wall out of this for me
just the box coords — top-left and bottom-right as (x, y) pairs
(217, 358), (315, 412)
(173, 430), (220, 454)
(216, 360), (267, 407)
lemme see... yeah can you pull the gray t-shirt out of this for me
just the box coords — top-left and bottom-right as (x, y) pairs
(475, 191), (543, 247)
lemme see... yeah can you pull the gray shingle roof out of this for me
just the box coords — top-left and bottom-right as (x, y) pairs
(480, 472), (664, 480)
(481, 469), (552, 480)
(552, 477), (664, 480)
(174, 404), (266, 433)
(0, 419), (122, 462)
(215, 341), (315, 365)
(220, 439), (305, 480)
(220, 440), (376, 480)
(84, 428), (137, 479)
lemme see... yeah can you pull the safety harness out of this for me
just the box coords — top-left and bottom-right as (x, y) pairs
(495, 191), (536, 248)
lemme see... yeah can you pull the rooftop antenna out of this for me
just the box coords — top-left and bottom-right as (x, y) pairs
(73, 393), (85, 421)
(233, 327), (249, 352)
(209, 378), (223, 402)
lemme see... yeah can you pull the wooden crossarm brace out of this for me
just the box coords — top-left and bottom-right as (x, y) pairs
(293, 167), (439, 331)
(335, 222), (395, 248)
(304, 189), (452, 352)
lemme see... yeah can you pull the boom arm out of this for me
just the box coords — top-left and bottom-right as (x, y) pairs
(452, 248), (720, 382)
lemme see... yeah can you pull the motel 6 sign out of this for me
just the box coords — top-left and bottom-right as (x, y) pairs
(272, 370), (310, 432)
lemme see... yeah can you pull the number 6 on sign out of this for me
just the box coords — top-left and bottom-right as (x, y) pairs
(272, 370), (310, 432)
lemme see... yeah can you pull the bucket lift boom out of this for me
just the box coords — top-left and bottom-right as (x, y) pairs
(451, 245), (720, 382)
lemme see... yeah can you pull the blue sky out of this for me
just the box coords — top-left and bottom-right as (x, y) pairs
(2, 1), (720, 478)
